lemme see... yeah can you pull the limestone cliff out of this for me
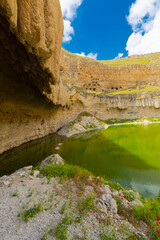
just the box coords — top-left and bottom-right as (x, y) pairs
(0, 0), (67, 104)
(0, 0), (72, 154)
(60, 48), (160, 92)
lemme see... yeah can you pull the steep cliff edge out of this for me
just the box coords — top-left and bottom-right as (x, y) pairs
(0, 0), (74, 154)
(0, 0), (70, 105)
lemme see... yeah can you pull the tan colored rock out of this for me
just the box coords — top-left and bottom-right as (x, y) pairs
(0, 0), (64, 102)
(60, 48), (160, 92)
(0, 0), (77, 154)
(58, 114), (105, 137)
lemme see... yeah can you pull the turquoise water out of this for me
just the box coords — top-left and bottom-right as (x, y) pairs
(1, 124), (160, 197)
(59, 124), (160, 197)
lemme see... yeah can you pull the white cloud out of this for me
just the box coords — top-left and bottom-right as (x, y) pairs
(63, 20), (74, 43)
(76, 52), (98, 60)
(114, 53), (124, 59)
(126, 0), (160, 55)
(60, 0), (83, 20)
(59, 0), (83, 42)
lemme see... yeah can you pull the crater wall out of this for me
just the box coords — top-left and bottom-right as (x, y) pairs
(60, 48), (160, 92)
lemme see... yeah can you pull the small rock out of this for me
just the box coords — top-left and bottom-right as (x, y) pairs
(28, 175), (34, 180)
(33, 170), (40, 177)
(40, 154), (64, 167)
(55, 147), (60, 150)
(20, 171), (25, 177)
(58, 143), (62, 146)
(0, 176), (10, 187)
(3, 180), (10, 186)
(135, 231), (148, 240)
(23, 166), (33, 171)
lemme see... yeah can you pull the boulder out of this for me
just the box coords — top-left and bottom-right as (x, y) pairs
(40, 154), (64, 167)
(98, 194), (117, 214)
(130, 199), (144, 208)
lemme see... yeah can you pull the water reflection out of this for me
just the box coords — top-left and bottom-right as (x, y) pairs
(59, 128), (160, 197)
(0, 133), (65, 176)
(1, 125), (160, 197)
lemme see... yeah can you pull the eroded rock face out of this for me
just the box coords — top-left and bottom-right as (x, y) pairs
(60, 48), (160, 92)
(58, 114), (105, 137)
(0, 0), (74, 154)
(98, 194), (117, 214)
(0, 0), (64, 103)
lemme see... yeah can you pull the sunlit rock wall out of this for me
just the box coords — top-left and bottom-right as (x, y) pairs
(60, 48), (160, 92)
(0, 0), (66, 104)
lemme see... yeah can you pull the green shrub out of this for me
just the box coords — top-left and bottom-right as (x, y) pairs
(18, 203), (42, 222)
(40, 163), (103, 186)
(12, 191), (18, 197)
(78, 194), (96, 213)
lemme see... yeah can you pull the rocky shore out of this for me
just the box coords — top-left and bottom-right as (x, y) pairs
(58, 113), (106, 137)
(0, 154), (154, 240)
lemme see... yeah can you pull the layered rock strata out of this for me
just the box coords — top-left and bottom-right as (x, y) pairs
(60, 48), (160, 92)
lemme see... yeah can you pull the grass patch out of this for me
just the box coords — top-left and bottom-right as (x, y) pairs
(100, 52), (160, 67)
(80, 84), (160, 97)
(114, 190), (160, 239)
(63, 48), (160, 67)
(39, 159), (160, 238)
(78, 194), (96, 213)
(106, 84), (160, 96)
(27, 188), (35, 197)
(60, 202), (68, 215)
(43, 215), (74, 240)
(40, 163), (103, 187)
(18, 203), (42, 222)
(12, 191), (18, 197)
(131, 195), (160, 238)
(105, 180), (124, 191)
(74, 85), (86, 91)
(101, 226), (117, 240)
(122, 190), (139, 202)
(54, 215), (73, 240)
(83, 124), (97, 129)
(104, 117), (160, 125)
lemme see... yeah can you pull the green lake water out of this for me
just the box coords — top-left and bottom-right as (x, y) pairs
(59, 124), (160, 198)
(1, 124), (160, 197)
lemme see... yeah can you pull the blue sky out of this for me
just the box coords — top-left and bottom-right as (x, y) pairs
(60, 0), (160, 60)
